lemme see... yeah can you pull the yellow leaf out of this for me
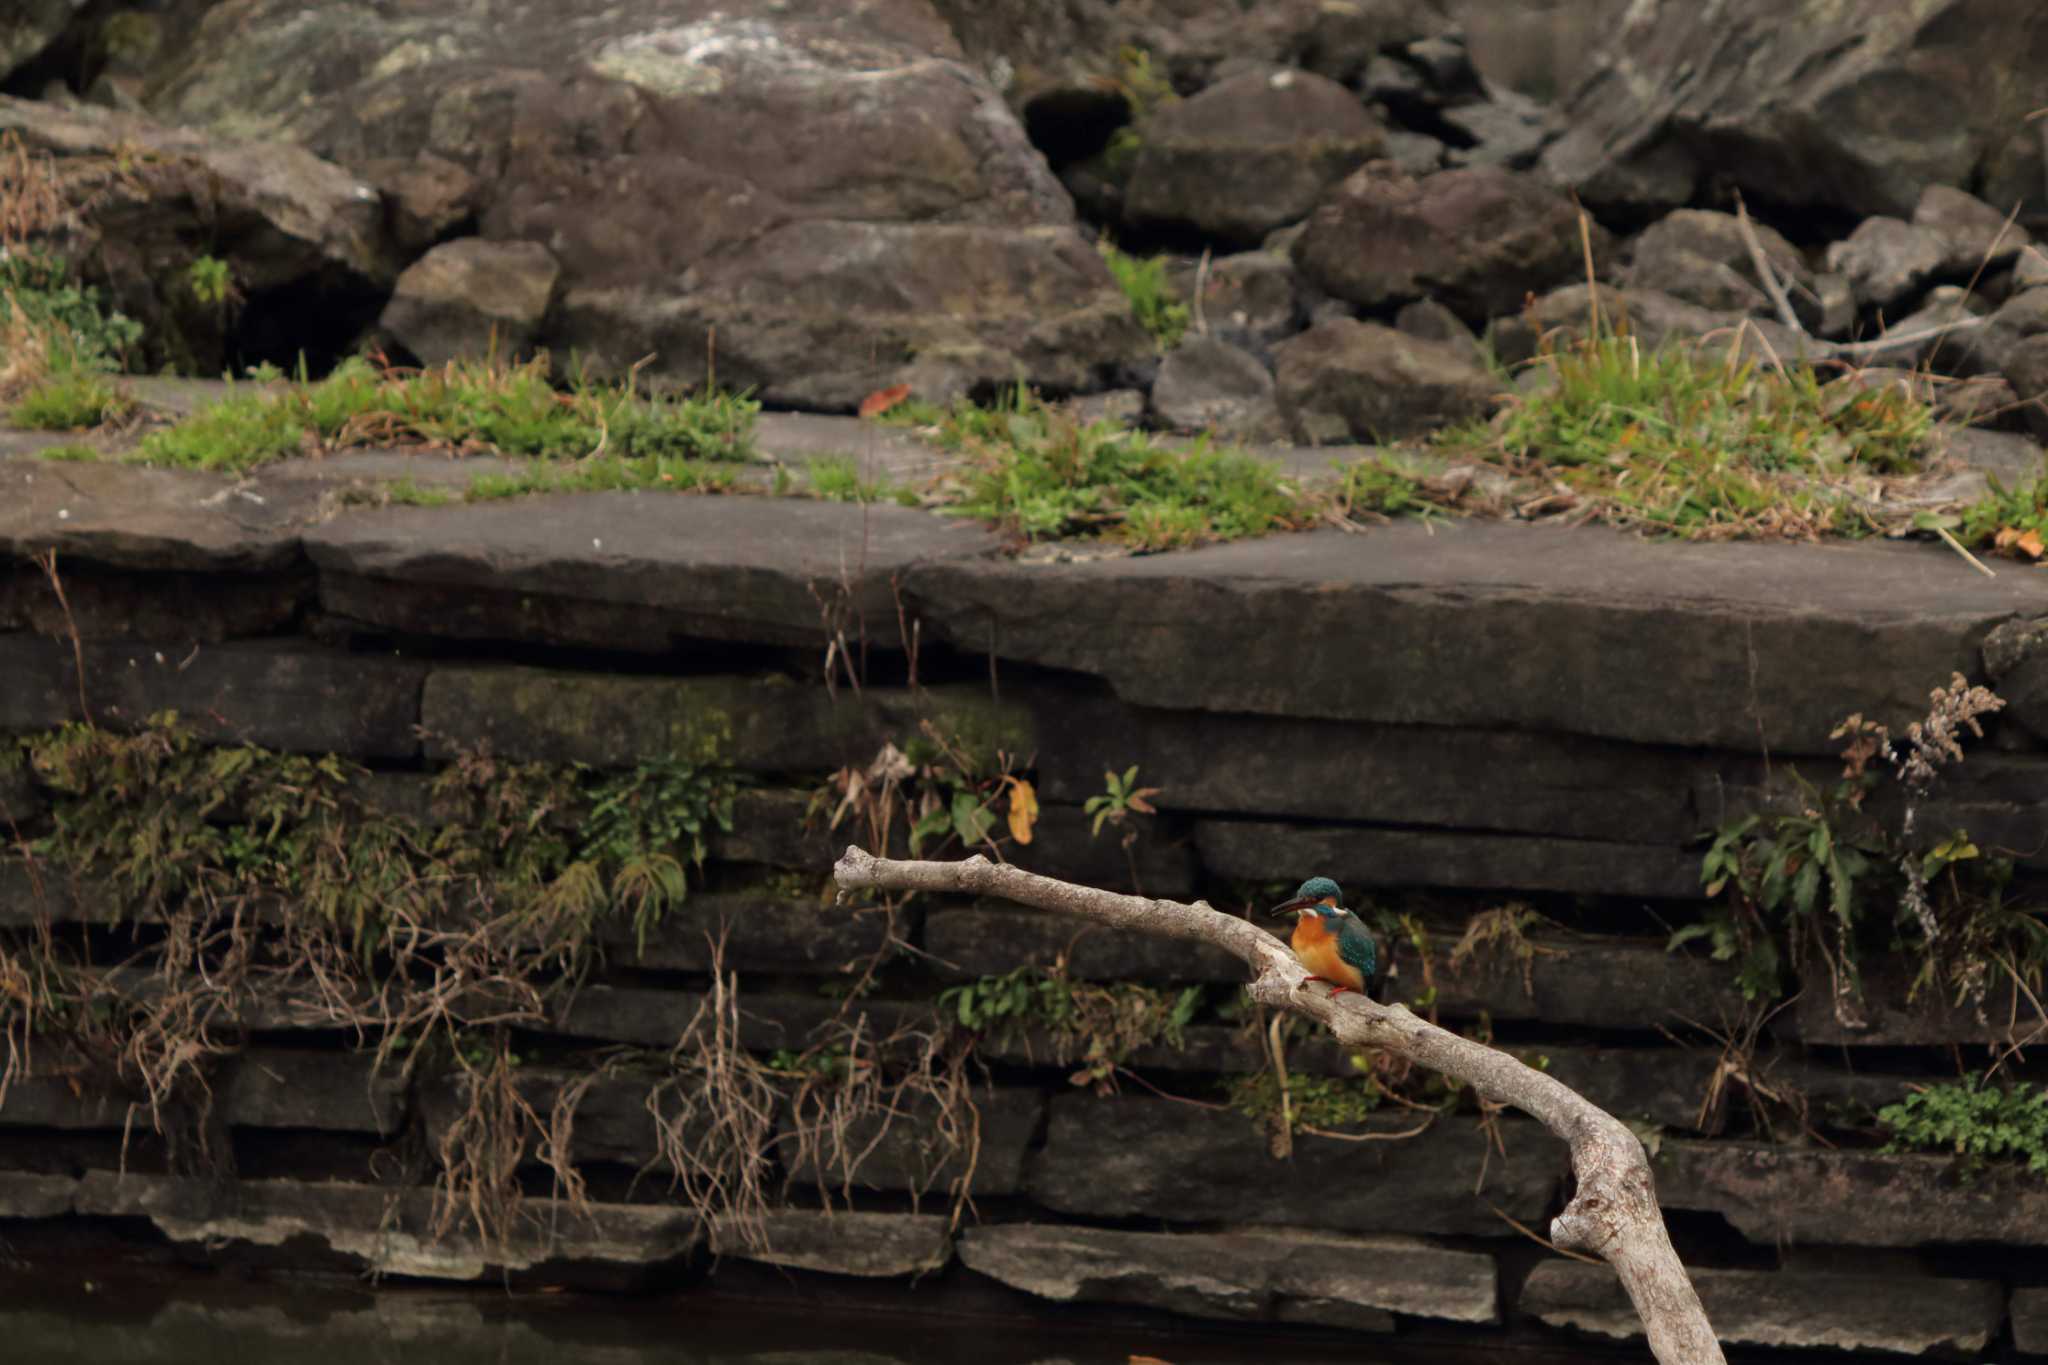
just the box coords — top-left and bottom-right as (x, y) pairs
(2021, 529), (2045, 560)
(1004, 776), (1039, 845)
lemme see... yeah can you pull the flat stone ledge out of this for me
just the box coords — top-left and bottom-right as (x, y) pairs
(959, 1223), (1496, 1330)
(1521, 1259), (2002, 1357)
(907, 520), (2044, 752)
(730, 1209), (952, 1279)
(68, 1171), (698, 1280)
(1657, 1139), (2048, 1247)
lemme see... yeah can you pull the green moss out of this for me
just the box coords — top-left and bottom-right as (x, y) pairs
(11, 369), (134, 430)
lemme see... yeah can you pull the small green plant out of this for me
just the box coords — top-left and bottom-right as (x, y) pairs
(1229, 1067), (1384, 1133)
(1098, 241), (1189, 350)
(10, 368), (131, 429)
(0, 247), (143, 375)
(926, 387), (1303, 549)
(940, 964), (1202, 1091)
(1881, 1079), (2048, 1179)
(1950, 475), (2048, 561)
(1336, 456), (1466, 521)
(185, 255), (236, 310)
(1085, 766), (1160, 837)
(807, 454), (898, 504)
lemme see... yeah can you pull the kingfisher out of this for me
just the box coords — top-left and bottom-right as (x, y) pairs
(1268, 876), (1383, 1000)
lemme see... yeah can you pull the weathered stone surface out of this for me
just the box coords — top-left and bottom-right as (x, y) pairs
(1626, 210), (1812, 321)
(1, 3), (82, 84)
(1179, 251), (1306, 354)
(1035, 695), (1725, 844)
(146, 1), (1149, 408)
(1490, 283), (1813, 369)
(926, 906), (1244, 984)
(361, 152), (481, 255)
(1826, 217), (1950, 312)
(1029, 1097), (1559, 1237)
(71, 1172), (696, 1279)
(0, 456), (315, 574)
(1124, 68), (1383, 246)
(221, 1049), (403, 1136)
(0, 636), (425, 759)
(1293, 163), (1601, 321)
(909, 520), (2043, 752)
(782, 1086), (1042, 1198)
(2015, 1286), (2048, 1355)
(1791, 961), (2035, 1047)
(1274, 318), (1504, 444)
(1915, 184), (2033, 275)
(609, 891), (890, 975)
(2008, 333), (2048, 441)
(0, 562), (309, 643)
(306, 495), (1004, 651)
(0, 94), (392, 374)
(739, 1209), (952, 1278)
(420, 669), (1027, 773)
(1543, 3), (2048, 219)
(380, 237), (560, 366)
(1657, 1140), (2048, 1247)
(960, 1224), (1495, 1329)
(1415, 938), (1746, 1033)
(1985, 614), (2048, 744)
(1194, 820), (1700, 900)
(1522, 1260), (2001, 1356)
(0, 1169), (81, 1221)
(0, 762), (40, 825)
(1149, 337), (1280, 438)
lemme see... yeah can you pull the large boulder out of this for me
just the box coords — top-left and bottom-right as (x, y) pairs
(1624, 210), (1813, 322)
(1274, 318), (1504, 443)
(379, 238), (559, 367)
(1124, 68), (1384, 246)
(1292, 163), (1602, 322)
(142, 1), (1149, 408)
(1543, 1), (2048, 219)
(1824, 217), (1951, 312)
(0, 94), (394, 372)
(1149, 335), (1281, 437)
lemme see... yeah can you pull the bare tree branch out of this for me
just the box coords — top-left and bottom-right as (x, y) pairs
(833, 846), (1726, 1365)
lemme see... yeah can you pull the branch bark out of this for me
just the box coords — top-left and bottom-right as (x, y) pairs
(833, 847), (1726, 1365)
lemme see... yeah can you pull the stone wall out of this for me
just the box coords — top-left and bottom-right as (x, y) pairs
(3, 472), (2047, 1359)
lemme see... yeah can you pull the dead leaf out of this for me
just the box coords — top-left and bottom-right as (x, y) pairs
(858, 383), (912, 419)
(1004, 775), (1039, 845)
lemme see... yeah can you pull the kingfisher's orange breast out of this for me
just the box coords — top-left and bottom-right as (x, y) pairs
(1290, 914), (1365, 991)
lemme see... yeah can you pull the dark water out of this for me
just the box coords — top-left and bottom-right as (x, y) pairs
(0, 1274), (1603, 1365)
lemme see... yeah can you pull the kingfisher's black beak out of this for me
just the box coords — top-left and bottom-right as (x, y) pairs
(1267, 895), (1314, 920)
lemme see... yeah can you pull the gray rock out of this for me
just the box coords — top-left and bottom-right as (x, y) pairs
(740, 1210), (952, 1278)
(1789, 960), (2043, 1048)
(1993, 288), (2048, 340)
(145, 1), (1146, 409)
(1150, 336), (1280, 436)
(1824, 216), (1949, 312)
(1125, 68), (1384, 247)
(927, 906), (1244, 984)
(1194, 821), (1701, 901)
(221, 1049), (404, 1136)
(1177, 251), (1305, 353)
(1381, 129), (1448, 177)
(960, 1224), (1496, 1329)
(1543, 3), (2043, 219)
(1813, 271), (1856, 337)
(1394, 298), (1480, 352)
(361, 152), (482, 254)
(1063, 389), (1146, 427)
(1274, 318), (1504, 443)
(1489, 283), (1814, 370)
(1, 2), (84, 84)
(2015, 1287), (2048, 1355)
(0, 636), (426, 760)
(418, 667), (1028, 773)
(0, 562), (306, 644)
(2019, 246), (2048, 292)
(72, 1172), (696, 1280)
(1028, 1096), (1560, 1238)
(380, 238), (559, 367)
(1914, 183), (2033, 275)
(903, 519), (2047, 752)
(1441, 96), (1551, 170)
(306, 495), (1006, 653)
(1657, 1140), (2048, 1247)
(1625, 209), (1811, 321)
(1522, 1260), (2001, 1356)
(602, 889), (892, 976)
(2007, 333), (2048, 440)
(782, 1087), (1042, 1198)
(1985, 615), (2048, 745)
(1939, 427), (2046, 488)
(1294, 163), (1600, 320)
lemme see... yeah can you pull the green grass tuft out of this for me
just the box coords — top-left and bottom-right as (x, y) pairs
(1099, 241), (1189, 350)
(923, 387), (1303, 550)
(11, 369), (132, 429)
(807, 453), (900, 504)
